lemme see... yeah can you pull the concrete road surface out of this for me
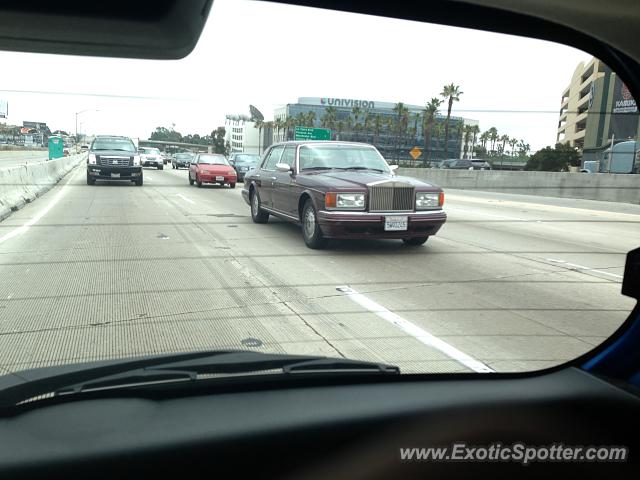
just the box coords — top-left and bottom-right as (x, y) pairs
(0, 164), (637, 375)
(0, 151), (48, 168)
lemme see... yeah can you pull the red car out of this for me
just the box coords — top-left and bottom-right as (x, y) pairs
(188, 153), (237, 188)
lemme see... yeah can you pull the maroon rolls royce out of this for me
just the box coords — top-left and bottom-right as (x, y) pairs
(241, 141), (447, 249)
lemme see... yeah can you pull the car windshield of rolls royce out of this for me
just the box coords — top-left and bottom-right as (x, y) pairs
(0, 0), (638, 404)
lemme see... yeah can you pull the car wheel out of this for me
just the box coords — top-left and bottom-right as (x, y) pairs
(196, 175), (202, 188)
(135, 177), (143, 186)
(301, 199), (328, 249)
(189, 174), (194, 185)
(158, 165), (163, 170)
(250, 189), (269, 224)
(229, 183), (236, 189)
(86, 174), (95, 185)
(402, 237), (428, 246)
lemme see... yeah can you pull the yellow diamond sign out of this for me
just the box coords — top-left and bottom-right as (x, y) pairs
(409, 146), (422, 160)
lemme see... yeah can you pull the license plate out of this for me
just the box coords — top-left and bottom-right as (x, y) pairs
(384, 216), (408, 231)
(111, 173), (120, 179)
(216, 176), (224, 181)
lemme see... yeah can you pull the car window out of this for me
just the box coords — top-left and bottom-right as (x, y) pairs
(197, 155), (228, 165)
(262, 146), (284, 170)
(91, 138), (136, 152)
(280, 146), (296, 167)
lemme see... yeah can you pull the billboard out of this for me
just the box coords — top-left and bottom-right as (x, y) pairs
(609, 75), (639, 140)
(0, 100), (7, 119)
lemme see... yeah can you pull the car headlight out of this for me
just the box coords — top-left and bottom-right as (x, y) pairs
(416, 192), (443, 209)
(88, 153), (97, 165)
(325, 192), (365, 210)
(132, 155), (140, 166)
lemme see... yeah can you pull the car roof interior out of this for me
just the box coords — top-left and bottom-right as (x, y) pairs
(0, 1), (638, 478)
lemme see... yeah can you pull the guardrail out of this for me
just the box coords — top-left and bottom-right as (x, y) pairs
(398, 168), (640, 205)
(0, 153), (87, 221)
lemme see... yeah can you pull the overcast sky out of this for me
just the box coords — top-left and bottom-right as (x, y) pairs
(0, 0), (592, 151)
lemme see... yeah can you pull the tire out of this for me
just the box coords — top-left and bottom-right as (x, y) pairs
(250, 189), (269, 224)
(135, 177), (143, 186)
(196, 175), (202, 188)
(229, 183), (236, 189)
(86, 174), (95, 185)
(402, 237), (428, 246)
(158, 165), (163, 170)
(189, 174), (194, 185)
(172, 164), (176, 169)
(301, 199), (328, 249)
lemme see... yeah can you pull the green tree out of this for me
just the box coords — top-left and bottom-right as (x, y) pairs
(351, 106), (362, 139)
(499, 134), (509, 154)
(509, 137), (518, 157)
(422, 97), (442, 164)
(525, 143), (578, 171)
(372, 115), (383, 146)
(306, 111), (316, 128)
(440, 83), (463, 159)
(150, 126), (182, 143)
(479, 130), (489, 149)
(211, 127), (227, 154)
(274, 118), (283, 142)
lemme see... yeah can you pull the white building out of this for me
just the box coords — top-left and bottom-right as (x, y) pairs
(224, 114), (263, 155)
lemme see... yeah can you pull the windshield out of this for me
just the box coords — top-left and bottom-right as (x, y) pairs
(198, 155), (228, 165)
(0, 0), (638, 387)
(91, 138), (136, 152)
(140, 148), (161, 155)
(234, 155), (260, 165)
(299, 145), (390, 171)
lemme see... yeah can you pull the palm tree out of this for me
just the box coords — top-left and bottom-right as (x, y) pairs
(373, 115), (383, 146)
(470, 125), (480, 158)
(351, 106), (362, 139)
(462, 124), (472, 159)
(336, 120), (344, 140)
(273, 118), (283, 143)
(295, 112), (306, 130)
(440, 83), (463, 159)
(283, 116), (296, 141)
(306, 111), (316, 128)
(509, 137), (518, 157)
(254, 118), (264, 153)
(488, 127), (499, 155)
(393, 102), (409, 161)
(432, 123), (444, 159)
(422, 97), (442, 164)
(479, 131), (489, 149)
(499, 134), (509, 155)
(321, 106), (337, 132)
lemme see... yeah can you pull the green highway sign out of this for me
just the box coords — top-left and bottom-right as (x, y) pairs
(294, 126), (331, 141)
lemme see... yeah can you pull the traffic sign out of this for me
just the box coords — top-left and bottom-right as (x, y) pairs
(294, 126), (331, 141)
(409, 146), (422, 160)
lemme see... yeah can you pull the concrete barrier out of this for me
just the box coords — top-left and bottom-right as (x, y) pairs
(398, 168), (640, 205)
(0, 153), (86, 221)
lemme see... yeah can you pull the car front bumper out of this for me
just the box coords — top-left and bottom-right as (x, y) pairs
(198, 174), (237, 184)
(142, 159), (161, 167)
(317, 209), (447, 239)
(87, 165), (142, 180)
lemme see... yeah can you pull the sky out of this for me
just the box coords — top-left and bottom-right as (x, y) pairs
(0, 0), (593, 151)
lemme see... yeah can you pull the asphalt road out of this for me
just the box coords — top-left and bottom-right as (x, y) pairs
(0, 164), (637, 375)
(0, 150), (48, 168)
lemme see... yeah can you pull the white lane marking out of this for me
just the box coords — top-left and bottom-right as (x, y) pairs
(146, 177), (153, 181)
(545, 259), (623, 279)
(336, 286), (494, 373)
(0, 168), (80, 245)
(175, 194), (195, 205)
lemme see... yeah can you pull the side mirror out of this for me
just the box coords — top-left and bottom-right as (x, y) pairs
(389, 164), (399, 172)
(275, 163), (292, 173)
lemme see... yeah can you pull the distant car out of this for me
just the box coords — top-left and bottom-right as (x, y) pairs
(138, 147), (164, 170)
(80, 145), (89, 151)
(242, 141), (446, 249)
(188, 153), (237, 188)
(441, 159), (474, 170)
(229, 153), (261, 182)
(86, 135), (142, 186)
(172, 152), (193, 169)
(470, 160), (492, 170)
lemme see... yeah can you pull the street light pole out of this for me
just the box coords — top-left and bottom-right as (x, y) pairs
(75, 109), (99, 143)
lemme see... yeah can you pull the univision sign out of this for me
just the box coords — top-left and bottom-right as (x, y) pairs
(320, 98), (375, 109)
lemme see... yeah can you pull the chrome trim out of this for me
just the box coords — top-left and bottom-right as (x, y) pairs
(262, 206), (299, 221)
(319, 209), (444, 217)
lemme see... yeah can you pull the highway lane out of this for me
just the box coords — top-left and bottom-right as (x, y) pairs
(0, 164), (637, 375)
(0, 150), (48, 168)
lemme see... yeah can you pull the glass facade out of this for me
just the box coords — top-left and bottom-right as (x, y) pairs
(274, 101), (468, 163)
